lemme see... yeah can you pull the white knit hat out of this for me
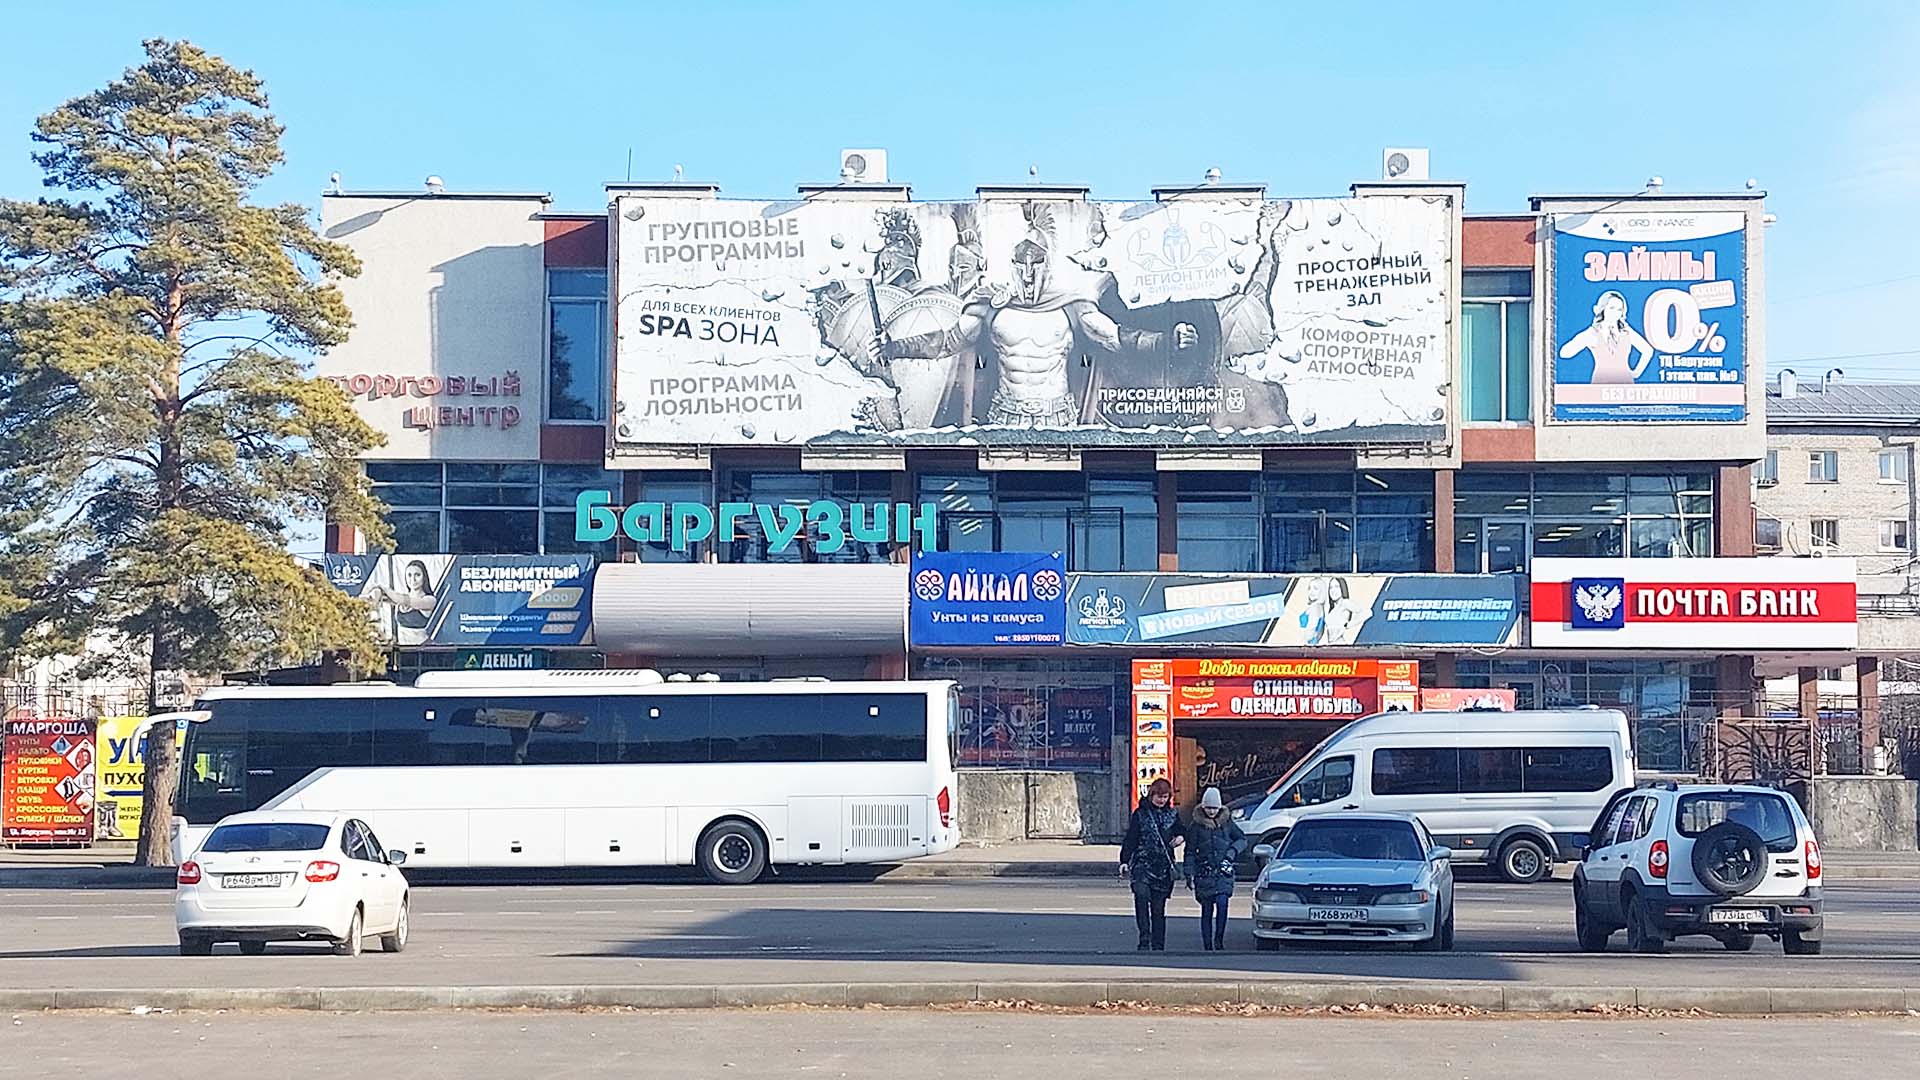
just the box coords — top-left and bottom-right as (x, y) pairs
(1200, 787), (1224, 810)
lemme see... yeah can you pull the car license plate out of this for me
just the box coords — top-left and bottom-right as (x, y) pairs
(221, 873), (284, 889)
(1307, 907), (1369, 923)
(1707, 907), (1771, 924)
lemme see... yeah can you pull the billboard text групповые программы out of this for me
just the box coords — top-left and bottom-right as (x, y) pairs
(613, 195), (1452, 446)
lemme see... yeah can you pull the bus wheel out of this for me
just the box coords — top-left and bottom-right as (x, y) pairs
(699, 819), (768, 885)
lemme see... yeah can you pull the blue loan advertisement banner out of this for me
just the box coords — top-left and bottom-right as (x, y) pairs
(910, 551), (1067, 646)
(324, 555), (594, 647)
(1066, 573), (1521, 647)
(1551, 211), (1747, 423)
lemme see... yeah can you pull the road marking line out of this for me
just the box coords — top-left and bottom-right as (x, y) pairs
(34, 916), (78, 920)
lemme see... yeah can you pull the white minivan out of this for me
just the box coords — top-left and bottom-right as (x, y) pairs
(1237, 708), (1634, 883)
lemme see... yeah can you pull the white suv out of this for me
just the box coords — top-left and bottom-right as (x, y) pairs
(1572, 783), (1823, 955)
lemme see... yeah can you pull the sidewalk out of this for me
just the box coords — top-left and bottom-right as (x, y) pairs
(0, 842), (135, 867)
(3, 982), (1917, 1016)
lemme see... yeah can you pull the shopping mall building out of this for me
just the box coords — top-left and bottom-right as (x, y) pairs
(311, 158), (1890, 840)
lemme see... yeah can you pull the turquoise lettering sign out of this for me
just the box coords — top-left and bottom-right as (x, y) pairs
(574, 491), (939, 554)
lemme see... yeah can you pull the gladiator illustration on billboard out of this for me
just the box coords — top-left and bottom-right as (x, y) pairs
(614, 193), (1451, 447)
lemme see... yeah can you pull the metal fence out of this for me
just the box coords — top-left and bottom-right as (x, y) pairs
(1, 677), (153, 722)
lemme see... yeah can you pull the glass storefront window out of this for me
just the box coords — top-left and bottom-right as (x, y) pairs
(447, 509), (538, 554)
(915, 473), (1157, 571)
(725, 470), (893, 564)
(1456, 658), (1721, 773)
(365, 462), (624, 556)
(1454, 471), (1714, 572)
(918, 656), (1125, 773)
(634, 473), (708, 562)
(1176, 472), (1433, 574)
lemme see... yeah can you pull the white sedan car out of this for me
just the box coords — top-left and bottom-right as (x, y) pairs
(1250, 812), (1455, 950)
(175, 811), (410, 957)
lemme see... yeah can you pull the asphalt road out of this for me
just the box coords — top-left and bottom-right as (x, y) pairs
(5, 1011), (1919, 1079)
(3, 878), (1918, 990)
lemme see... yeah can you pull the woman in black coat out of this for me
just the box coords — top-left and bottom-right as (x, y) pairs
(1119, 777), (1184, 950)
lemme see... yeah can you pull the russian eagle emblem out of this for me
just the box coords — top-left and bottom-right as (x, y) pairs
(1574, 582), (1623, 624)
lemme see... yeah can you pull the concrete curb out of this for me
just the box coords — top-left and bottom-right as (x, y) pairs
(4, 983), (1917, 1015)
(7, 859), (1918, 888)
(0, 863), (1122, 889)
(0, 867), (176, 889)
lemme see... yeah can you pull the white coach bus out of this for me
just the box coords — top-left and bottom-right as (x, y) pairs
(172, 671), (960, 883)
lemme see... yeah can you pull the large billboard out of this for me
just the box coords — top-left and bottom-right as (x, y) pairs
(1550, 211), (1747, 423)
(1530, 557), (1855, 650)
(1067, 572), (1522, 647)
(614, 194), (1452, 447)
(324, 555), (595, 647)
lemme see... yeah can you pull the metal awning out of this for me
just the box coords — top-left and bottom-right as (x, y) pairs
(591, 563), (906, 657)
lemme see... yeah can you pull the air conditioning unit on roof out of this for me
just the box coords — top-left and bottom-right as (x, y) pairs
(1382, 147), (1430, 181)
(840, 149), (888, 184)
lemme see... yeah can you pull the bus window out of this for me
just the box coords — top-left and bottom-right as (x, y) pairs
(470, 698), (602, 765)
(607, 696), (711, 763)
(711, 694), (825, 762)
(822, 694), (927, 762)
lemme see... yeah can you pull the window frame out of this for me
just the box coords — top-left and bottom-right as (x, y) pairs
(1756, 449), (1778, 486)
(1460, 271), (1533, 425)
(915, 472), (1159, 572)
(545, 268), (609, 424)
(1879, 448), (1909, 485)
(1810, 518), (1840, 551)
(1369, 746), (1462, 797)
(1807, 450), (1840, 484)
(366, 462), (620, 556)
(1453, 471), (1713, 570)
(1882, 519), (1911, 553)
(1174, 472), (1434, 575)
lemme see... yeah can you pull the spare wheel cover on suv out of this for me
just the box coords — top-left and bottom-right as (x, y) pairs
(1690, 821), (1769, 896)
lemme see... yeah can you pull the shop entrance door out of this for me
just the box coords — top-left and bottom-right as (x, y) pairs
(1484, 519), (1531, 573)
(1496, 676), (1542, 711)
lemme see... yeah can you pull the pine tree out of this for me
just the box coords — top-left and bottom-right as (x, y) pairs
(0, 39), (390, 864)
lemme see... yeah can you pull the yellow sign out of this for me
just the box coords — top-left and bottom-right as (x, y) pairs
(93, 716), (187, 842)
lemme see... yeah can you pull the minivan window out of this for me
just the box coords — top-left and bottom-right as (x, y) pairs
(1522, 747), (1614, 792)
(1367, 743), (1615, 796)
(1677, 792), (1798, 854)
(1460, 748), (1523, 793)
(1283, 755), (1354, 807)
(1372, 747), (1460, 796)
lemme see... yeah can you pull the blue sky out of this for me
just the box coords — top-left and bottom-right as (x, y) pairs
(3, 1), (1918, 380)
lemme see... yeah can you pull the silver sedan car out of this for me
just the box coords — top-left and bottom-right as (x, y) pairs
(1250, 813), (1455, 950)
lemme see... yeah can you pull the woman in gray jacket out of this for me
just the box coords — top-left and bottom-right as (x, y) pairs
(1183, 786), (1247, 951)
